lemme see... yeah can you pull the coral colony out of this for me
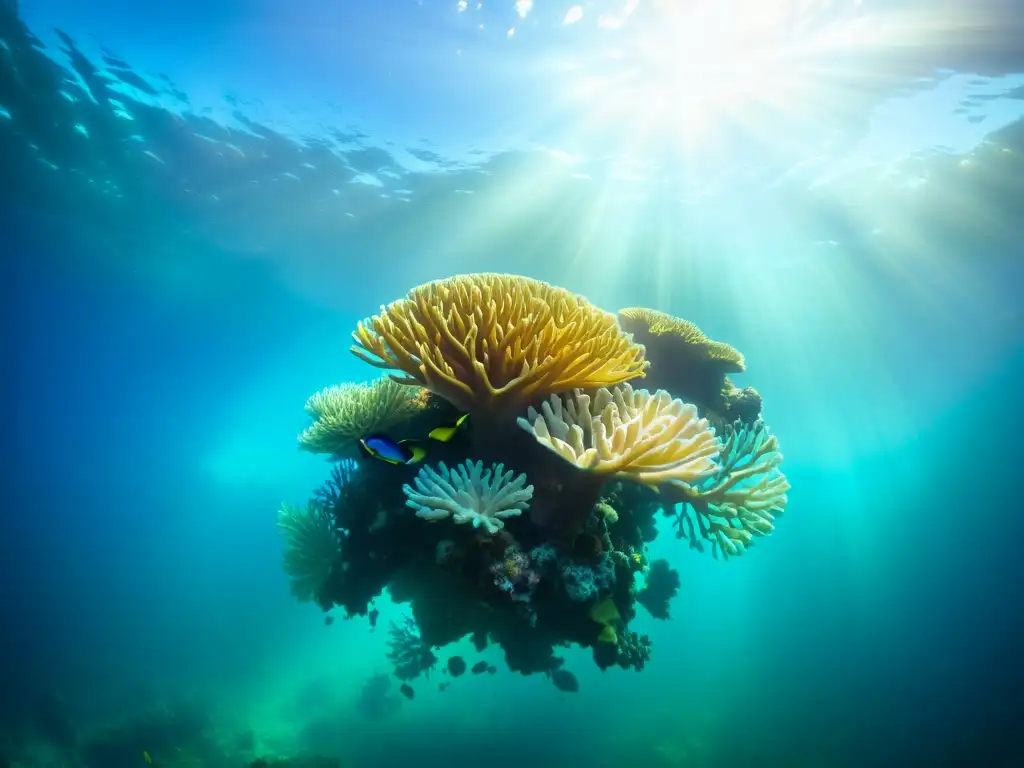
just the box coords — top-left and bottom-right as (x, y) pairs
(276, 274), (789, 681)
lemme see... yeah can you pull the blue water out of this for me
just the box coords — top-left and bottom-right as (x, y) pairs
(2, 1), (1023, 766)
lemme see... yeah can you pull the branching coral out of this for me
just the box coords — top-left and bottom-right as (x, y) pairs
(298, 378), (429, 456)
(665, 418), (790, 559)
(350, 273), (647, 417)
(386, 616), (437, 681)
(517, 383), (722, 487)
(310, 459), (358, 522)
(276, 502), (340, 603)
(616, 630), (652, 671)
(618, 307), (746, 415)
(402, 459), (534, 534)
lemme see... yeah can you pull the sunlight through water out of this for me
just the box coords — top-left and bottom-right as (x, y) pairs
(3, 0), (1023, 765)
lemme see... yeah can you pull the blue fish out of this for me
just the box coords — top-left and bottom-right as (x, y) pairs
(358, 434), (426, 465)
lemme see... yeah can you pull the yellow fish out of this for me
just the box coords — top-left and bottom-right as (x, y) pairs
(428, 413), (469, 443)
(143, 750), (152, 765)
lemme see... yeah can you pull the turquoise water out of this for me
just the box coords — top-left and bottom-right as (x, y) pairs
(2, 2), (1022, 766)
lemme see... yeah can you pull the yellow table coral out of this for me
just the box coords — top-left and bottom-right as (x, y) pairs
(351, 273), (647, 418)
(618, 307), (745, 370)
(618, 307), (746, 416)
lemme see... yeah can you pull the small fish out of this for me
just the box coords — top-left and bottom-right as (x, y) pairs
(358, 434), (426, 465)
(427, 413), (469, 443)
(324, 615), (334, 626)
(143, 750), (152, 765)
(399, 683), (415, 700)
(487, 664), (496, 675)
(439, 682), (450, 692)
(471, 661), (489, 675)
(368, 608), (379, 629)
(550, 669), (579, 693)
(447, 656), (467, 677)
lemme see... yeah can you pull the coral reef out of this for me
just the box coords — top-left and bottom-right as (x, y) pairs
(277, 272), (793, 678)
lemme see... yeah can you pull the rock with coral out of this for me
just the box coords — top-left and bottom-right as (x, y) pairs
(275, 272), (793, 678)
(637, 559), (682, 620)
(720, 378), (763, 426)
(618, 306), (746, 417)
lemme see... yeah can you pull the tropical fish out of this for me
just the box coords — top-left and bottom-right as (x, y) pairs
(550, 669), (579, 693)
(427, 413), (469, 443)
(399, 683), (415, 700)
(368, 607), (379, 630)
(324, 615), (334, 626)
(471, 660), (489, 675)
(447, 656), (467, 677)
(358, 434), (426, 465)
(143, 750), (152, 765)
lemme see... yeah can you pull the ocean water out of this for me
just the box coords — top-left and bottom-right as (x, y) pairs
(1, 1), (1022, 766)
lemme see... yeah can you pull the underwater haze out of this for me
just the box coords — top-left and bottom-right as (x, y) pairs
(2, 1), (1022, 766)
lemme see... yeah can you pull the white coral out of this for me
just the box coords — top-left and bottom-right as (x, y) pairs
(276, 502), (339, 602)
(403, 460), (533, 534)
(517, 383), (722, 487)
